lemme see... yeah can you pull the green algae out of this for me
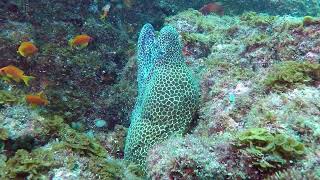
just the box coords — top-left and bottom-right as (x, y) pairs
(245, 33), (269, 47)
(237, 128), (305, 169)
(41, 115), (108, 158)
(240, 12), (277, 27)
(264, 61), (320, 92)
(41, 115), (65, 134)
(267, 168), (320, 180)
(0, 128), (7, 153)
(88, 157), (123, 179)
(0, 114), (144, 179)
(182, 32), (212, 45)
(165, 9), (235, 46)
(4, 148), (58, 179)
(0, 128), (8, 141)
(61, 127), (108, 158)
(205, 60), (254, 81)
(87, 157), (144, 180)
(0, 135), (141, 179)
(0, 90), (17, 105)
(302, 16), (320, 26)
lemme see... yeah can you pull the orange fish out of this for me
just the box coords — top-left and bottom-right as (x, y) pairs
(69, 34), (92, 49)
(25, 91), (49, 106)
(0, 65), (34, 86)
(17, 42), (38, 57)
(200, 2), (224, 16)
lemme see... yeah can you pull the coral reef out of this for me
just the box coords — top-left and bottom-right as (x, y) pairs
(0, 90), (20, 105)
(237, 128), (305, 169)
(244, 86), (320, 144)
(146, 135), (228, 179)
(97, 124), (127, 158)
(0, 112), (144, 179)
(1, 141), (144, 179)
(166, 10), (320, 70)
(0, 0), (140, 131)
(220, 0), (320, 16)
(1, 105), (37, 139)
(0, 0), (319, 179)
(4, 148), (58, 179)
(263, 61), (320, 92)
(155, 0), (320, 17)
(144, 8), (320, 180)
(266, 168), (320, 180)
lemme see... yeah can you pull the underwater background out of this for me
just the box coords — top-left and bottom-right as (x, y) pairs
(0, 0), (320, 179)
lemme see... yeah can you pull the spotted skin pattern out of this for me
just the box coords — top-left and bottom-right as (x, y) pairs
(124, 24), (199, 169)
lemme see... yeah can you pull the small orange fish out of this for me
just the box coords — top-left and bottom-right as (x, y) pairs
(69, 34), (92, 49)
(25, 91), (49, 106)
(200, 2), (224, 16)
(17, 42), (38, 57)
(0, 65), (34, 86)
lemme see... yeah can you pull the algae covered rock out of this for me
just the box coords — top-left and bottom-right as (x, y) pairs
(0, 105), (45, 141)
(146, 135), (228, 179)
(4, 148), (58, 179)
(0, 114), (145, 179)
(237, 128), (305, 169)
(264, 61), (320, 92)
(124, 24), (200, 168)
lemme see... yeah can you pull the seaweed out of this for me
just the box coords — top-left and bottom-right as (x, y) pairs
(303, 16), (320, 26)
(237, 128), (305, 169)
(60, 126), (108, 158)
(0, 90), (19, 106)
(0, 128), (7, 152)
(0, 128), (8, 141)
(41, 115), (65, 134)
(264, 61), (320, 92)
(4, 148), (58, 179)
(240, 12), (277, 27)
(87, 157), (144, 180)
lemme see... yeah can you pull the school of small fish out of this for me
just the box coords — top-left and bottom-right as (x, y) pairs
(1, 2), (219, 107)
(1, 33), (93, 106)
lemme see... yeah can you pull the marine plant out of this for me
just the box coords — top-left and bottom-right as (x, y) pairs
(87, 157), (144, 180)
(266, 168), (320, 180)
(237, 128), (305, 169)
(303, 16), (319, 26)
(60, 126), (108, 158)
(124, 24), (199, 168)
(245, 33), (269, 47)
(264, 61), (320, 92)
(1, 141), (143, 179)
(41, 115), (65, 134)
(0, 128), (8, 152)
(0, 128), (8, 141)
(240, 12), (277, 27)
(41, 116), (109, 158)
(100, 124), (127, 158)
(146, 135), (228, 179)
(0, 90), (18, 106)
(4, 148), (58, 179)
(0, 113), (144, 179)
